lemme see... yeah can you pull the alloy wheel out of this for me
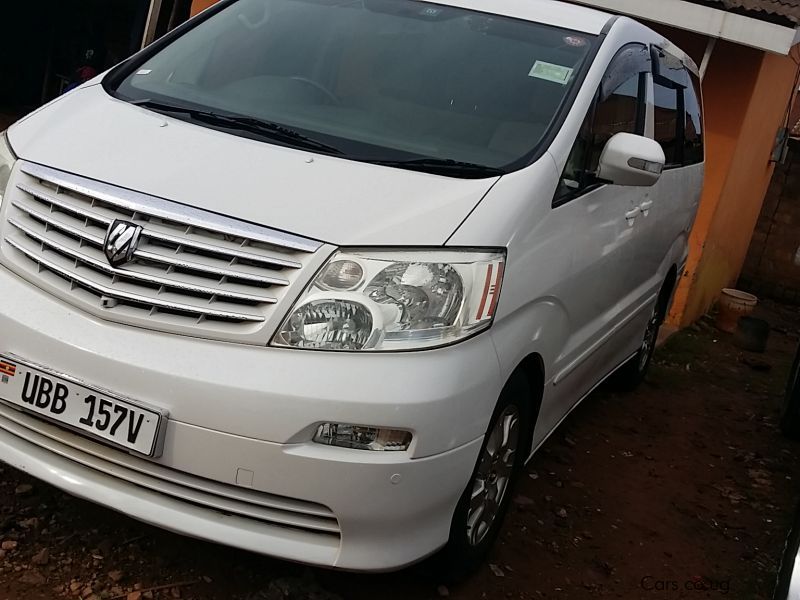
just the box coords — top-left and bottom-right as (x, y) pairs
(466, 405), (520, 547)
(639, 308), (661, 372)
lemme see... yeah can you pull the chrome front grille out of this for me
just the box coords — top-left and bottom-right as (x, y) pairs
(1, 162), (326, 343)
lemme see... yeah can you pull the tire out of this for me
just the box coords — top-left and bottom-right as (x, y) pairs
(780, 345), (800, 440)
(610, 302), (662, 392)
(439, 373), (534, 581)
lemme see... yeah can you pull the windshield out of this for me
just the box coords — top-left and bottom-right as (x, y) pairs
(111, 0), (595, 176)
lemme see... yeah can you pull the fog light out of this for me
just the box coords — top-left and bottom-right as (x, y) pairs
(314, 423), (412, 451)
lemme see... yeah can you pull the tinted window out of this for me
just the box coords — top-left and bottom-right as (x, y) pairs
(556, 45), (648, 203)
(652, 47), (703, 167)
(653, 82), (679, 166)
(683, 72), (704, 165)
(590, 74), (646, 171)
(111, 0), (595, 176)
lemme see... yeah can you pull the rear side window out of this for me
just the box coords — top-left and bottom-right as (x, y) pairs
(653, 81), (679, 166)
(652, 47), (704, 168)
(683, 72), (704, 165)
(555, 44), (649, 204)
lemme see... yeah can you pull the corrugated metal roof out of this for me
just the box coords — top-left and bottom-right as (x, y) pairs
(689, 0), (800, 24)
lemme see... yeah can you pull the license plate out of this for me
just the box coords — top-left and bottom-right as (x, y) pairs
(0, 355), (166, 456)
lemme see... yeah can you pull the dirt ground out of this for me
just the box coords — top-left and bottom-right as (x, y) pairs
(0, 304), (798, 600)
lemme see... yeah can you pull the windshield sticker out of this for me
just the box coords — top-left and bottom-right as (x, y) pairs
(529, 61), (574, 85)
(135, 69), (152, 76)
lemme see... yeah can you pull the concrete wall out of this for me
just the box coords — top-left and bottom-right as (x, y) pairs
(648, 25), (799, 324)
(740, 140), (800, 304)
(667, 45), (799, 325)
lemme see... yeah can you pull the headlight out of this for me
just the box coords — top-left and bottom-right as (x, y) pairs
(0, 132), (16, 208)
(272, 249), (505, 351)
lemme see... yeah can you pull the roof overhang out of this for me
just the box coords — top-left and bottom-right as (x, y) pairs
(570, 0), (800, 55)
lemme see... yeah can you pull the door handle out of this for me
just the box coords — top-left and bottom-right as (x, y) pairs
(640, 200), (654, 215)
(625, 207), (640, 224)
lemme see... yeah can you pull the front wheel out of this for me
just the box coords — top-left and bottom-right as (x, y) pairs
(439, 375), (532, 580)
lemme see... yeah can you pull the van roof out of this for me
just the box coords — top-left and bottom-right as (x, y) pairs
(430, 0), (614, 34)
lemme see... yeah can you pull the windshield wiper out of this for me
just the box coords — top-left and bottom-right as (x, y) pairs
(130, 100), (504, 176)
(363, 157), (505, 178)
(130, 99), (343, 155)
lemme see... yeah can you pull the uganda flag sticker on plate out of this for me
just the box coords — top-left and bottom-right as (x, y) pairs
(0, 360), (17, 384)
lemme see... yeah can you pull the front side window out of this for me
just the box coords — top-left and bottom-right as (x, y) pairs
(555, 44), (649, 203)
(109, 0), (595, 177)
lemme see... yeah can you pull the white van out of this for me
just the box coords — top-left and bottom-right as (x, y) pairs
(0, 0), (702, 573)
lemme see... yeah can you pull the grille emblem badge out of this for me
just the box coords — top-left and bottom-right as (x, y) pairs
(104, 220), (143, 268)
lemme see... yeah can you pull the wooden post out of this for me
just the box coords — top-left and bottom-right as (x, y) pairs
(142, 0), (165, 49)
(699, 37), (717, 81)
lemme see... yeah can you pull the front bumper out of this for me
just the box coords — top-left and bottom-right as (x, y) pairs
(0, 263), (501, 570)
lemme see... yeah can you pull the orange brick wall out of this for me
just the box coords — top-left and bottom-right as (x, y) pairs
(740, 141), (800, 303)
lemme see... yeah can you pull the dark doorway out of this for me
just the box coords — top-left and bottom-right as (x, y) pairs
(0, 0), (152, 125)
(151, 0), (194, 43)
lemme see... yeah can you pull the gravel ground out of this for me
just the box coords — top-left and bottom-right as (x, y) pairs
(0, 304), (797, 600)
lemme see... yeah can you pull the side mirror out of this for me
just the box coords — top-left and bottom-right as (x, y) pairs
(597, 133), (666, 187)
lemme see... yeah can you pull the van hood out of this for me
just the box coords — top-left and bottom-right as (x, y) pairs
(7, 85), (499, 246)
